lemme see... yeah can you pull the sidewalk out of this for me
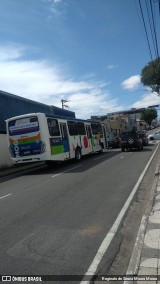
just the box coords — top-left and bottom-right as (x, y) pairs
(137, 176), (160, 283)
(125, 149), (160, 283)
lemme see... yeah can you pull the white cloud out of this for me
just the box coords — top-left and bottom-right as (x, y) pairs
(121, 75), (141, 90)
(67, 91), (122, 118)
(47, 0), (62, 3)
(0, 45), (25, 61)
(48, 0), (64, 16)
(0, 44), (123, 119)
(53, 0), (62, 2)
(130, 92), (160, 109)
(106, 64), (118, 70)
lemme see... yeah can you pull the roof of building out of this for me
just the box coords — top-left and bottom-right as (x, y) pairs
(0, 90), (75, 132)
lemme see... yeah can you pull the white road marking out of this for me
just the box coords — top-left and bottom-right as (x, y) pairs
(0, 193), (12, 200)
(51, 173), (61, 178)
(120, 152), (132, 158)
(81, 143), (160, 284)
(52, 165), (81, 178)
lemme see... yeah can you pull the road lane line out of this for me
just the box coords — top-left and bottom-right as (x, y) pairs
(52, 165), (81, 178)
(51, 173), (61, 178)
(81, 143), (160, 284)
(0, 193), (12, 200)
(120, 152), (132, 158)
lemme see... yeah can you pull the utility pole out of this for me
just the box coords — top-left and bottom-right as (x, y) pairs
(61, 99), (68, 109)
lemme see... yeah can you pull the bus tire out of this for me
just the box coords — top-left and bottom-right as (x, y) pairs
(75, 148), (82, 161)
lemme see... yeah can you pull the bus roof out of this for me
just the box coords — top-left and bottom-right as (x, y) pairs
(6, 112), (101, 124)
(45, 113), (101, 124)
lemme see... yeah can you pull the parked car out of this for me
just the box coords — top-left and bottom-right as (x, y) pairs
(148, 131), (160, 140)
(120, 132), (143, 152)
(107, 136), (121, 149)
(137, 131), (149, 146)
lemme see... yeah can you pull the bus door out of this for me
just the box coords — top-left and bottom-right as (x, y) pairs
(85, 125), (93, 152)
(60, 123), (70, 159)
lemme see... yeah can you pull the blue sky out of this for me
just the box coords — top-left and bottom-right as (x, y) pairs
(0, 0), (160, 118)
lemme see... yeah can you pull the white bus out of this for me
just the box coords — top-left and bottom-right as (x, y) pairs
(6, 113), (106, 164)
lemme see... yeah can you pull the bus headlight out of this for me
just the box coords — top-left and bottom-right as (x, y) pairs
(41, 142), (46, 153)
(9, 146), (14, 157)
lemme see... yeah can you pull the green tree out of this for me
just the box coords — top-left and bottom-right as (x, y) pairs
(141, 58), (160, 89)
(141, 108), (157, 126)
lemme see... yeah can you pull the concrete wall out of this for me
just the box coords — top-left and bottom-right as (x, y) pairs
(0, 134), (13, 168)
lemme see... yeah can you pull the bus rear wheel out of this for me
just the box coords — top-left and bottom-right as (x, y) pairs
(75, 148), (82, 161)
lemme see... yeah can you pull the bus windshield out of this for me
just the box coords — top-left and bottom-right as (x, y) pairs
(8, 116), (39, 136)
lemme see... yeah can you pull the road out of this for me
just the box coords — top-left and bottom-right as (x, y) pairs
(0, 141), (159, 282)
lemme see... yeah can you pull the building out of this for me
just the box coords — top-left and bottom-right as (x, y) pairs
(91, 108), (146, 138)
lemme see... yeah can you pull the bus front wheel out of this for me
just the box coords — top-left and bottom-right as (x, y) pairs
(75, 148), (82, 161)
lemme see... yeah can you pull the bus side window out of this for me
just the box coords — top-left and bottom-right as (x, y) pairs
(91, 123), (102, 135)
(86, 126), (92, 139)
(67, 121), (78, 136)
(77, 122), (86, 135)
(47, 118), (60, 137)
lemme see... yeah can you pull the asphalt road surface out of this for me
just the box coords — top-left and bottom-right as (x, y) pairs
(0, 142), (159, 283)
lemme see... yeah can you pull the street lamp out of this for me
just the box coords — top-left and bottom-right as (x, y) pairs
(61, 99), (69, 109)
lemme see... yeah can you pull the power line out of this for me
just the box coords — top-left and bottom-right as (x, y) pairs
(149, 0), (159, 58)
(138, 0), (154, 62)
(154, 0), (160, 15)
(134, 0), (147, 40)
(145, 0), (157, 59)
(135, 0), (160, 88)
(136, 0), (160, 62)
